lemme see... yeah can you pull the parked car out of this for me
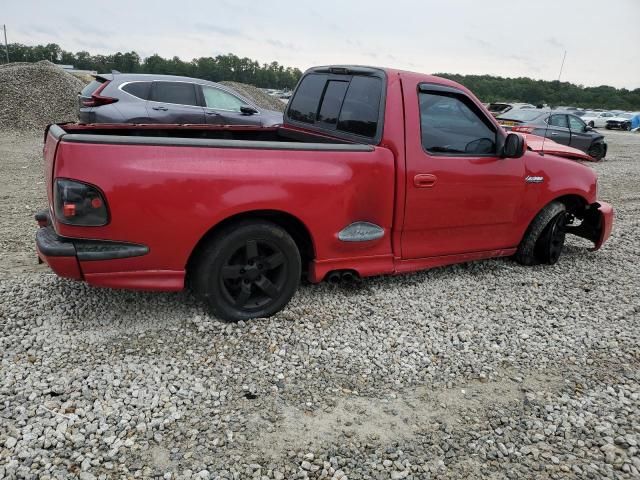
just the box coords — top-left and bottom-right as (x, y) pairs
(579, 111), (617, 128)
(497, 110), (607, 160)
(605, 112), (640, 131)
(37, 65), (613, 321)
(487, 102), (536, 117)
(78, 74), (283, 126)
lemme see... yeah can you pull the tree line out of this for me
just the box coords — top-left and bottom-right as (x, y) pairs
(4, 43), (639, 110)
(437, 73), (640, 111)
(4, 43), (303, 90)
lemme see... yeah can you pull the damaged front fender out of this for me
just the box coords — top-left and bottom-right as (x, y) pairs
(566, 202), (614, 250)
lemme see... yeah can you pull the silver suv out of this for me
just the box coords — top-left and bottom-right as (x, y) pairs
(78, 74), (283, 126)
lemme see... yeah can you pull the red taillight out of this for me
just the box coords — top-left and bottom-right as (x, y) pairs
(54, 179), (109, 226)
(512, 126), (534, 134)
(80, 80), (118, 107)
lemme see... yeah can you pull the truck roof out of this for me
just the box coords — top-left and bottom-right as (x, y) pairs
(305, 65), (478, 99)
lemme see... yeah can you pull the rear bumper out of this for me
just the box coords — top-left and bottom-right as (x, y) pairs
(35, 211), (183, 290)
(36, 223), (149, 262)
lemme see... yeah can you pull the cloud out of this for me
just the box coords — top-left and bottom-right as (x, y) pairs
(266, 38), (296, 50)
(546, 37), (565, 49)
(465, 35), (494, 51)
(72, 38), (111, 51)
(29, 25), (59, 37)
(194, 22), (250, 39)
(66, 18), (110, 37)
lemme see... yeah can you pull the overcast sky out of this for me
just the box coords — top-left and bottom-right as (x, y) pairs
(4, 0), (640, 88)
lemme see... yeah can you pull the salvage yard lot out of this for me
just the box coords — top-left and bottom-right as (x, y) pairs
(1, 130), (639, 479)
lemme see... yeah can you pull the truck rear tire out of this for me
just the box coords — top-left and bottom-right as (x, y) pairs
(515, 202), (567, 266)
(192, 220), (301, 321)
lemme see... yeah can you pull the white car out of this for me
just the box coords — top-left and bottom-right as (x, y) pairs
(580, 111), (616, 128)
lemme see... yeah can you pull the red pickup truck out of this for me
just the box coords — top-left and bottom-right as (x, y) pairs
(37, 66), (613, 321)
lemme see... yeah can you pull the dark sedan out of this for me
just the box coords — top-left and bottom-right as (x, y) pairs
(497, 110), (607, 160)
(78, 74), (283, 127)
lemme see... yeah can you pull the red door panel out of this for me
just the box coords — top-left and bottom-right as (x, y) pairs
(401, 80), (525, 259)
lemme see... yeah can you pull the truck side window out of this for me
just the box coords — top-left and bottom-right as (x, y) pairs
(419, 92), (496, 155)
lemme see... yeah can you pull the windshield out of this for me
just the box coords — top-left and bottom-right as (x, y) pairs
(498, 110), (545, 121)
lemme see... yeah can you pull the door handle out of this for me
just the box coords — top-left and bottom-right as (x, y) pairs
(152, 106), (168, 111)
(550, 132), (559, 136)
(414, 174), (437, 188)
(205, 111), (221, 116)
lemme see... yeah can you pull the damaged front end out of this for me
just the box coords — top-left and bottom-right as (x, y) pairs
(566, 202), (614, 250)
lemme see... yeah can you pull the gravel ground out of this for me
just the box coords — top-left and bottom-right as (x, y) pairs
(0, 130), (639, 479)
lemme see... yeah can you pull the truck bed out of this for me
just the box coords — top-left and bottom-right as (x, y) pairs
(51, 123), (369, 151)
(42, 122), (396, 289)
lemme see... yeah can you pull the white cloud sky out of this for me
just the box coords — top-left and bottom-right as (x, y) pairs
(4, 0), (640, 88)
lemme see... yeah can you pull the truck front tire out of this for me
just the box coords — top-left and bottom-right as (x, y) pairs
(192, 220), (301, 322)
(515, 202), (567, 266)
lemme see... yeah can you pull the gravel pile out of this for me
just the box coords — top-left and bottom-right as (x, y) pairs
(220, 81), (286, 112)
(0, 60), (85, 131)
(0, 131), (638, 479)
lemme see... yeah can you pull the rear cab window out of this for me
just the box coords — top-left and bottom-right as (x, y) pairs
(285, 68), (385, 144)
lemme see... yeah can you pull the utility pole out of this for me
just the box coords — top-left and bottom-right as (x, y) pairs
(3, 24), (8, 64)
(557, 50), (567, 82)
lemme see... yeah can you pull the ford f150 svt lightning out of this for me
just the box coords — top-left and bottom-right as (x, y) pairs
(36, 66), (614, 321)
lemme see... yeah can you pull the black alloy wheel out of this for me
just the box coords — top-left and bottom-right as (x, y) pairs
(535, 211), (567, 265)
(191, 220), (301, 321)
(220, 239), (287, 310)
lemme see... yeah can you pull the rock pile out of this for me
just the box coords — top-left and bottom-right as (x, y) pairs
(220, 81), (286, 112)
(0, 60), (85, 131)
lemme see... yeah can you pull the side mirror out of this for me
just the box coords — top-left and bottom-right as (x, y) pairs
(240, 106), (258, 115)
(584, 125), (593, 132)
(502, 133), (526, 158)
